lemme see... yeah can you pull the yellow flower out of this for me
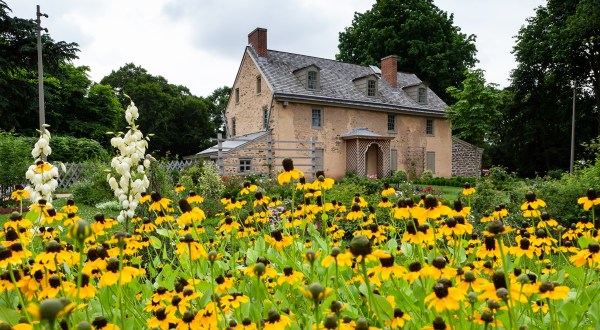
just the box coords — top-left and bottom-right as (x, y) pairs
(578, 188), (600, 210)
(462, 183), (476, 196)
(424, 281), (465, 312)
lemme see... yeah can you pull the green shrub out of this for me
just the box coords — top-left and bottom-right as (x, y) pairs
(0, 132), (31, 203)
(71, 162), (114, 206)
(420, 169), (433, 181)
(196, 161), (225, 201)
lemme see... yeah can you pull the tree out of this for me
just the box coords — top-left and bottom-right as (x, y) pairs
(336, 0), (477, 102)
(0, 0), (79, 134)
(206, 86), (231, 133)
(445, 69), (507, 148)
(100, 63), (216, 158)
(499, 0), (599, 176)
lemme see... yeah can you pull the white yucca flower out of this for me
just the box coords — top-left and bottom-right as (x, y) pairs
(26, 126), (60, 205)
(107, 97), (151, 228)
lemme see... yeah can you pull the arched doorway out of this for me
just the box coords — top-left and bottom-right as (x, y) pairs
(365, 143), (379, 177)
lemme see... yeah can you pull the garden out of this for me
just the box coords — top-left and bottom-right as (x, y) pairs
(0, 101), (599, 330)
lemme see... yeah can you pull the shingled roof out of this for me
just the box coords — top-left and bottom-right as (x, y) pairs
(248, 47), (448, 117)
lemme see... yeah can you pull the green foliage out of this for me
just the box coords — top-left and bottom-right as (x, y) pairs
(494, 0), (599, 176)
(71, 162), (114, 206)
(420, 169), (433, 181)
(445, 69), (508, 148)
(48, 136), (109, 162)
(196, 161), (225, 201)
(391, 170), (408, 183)
(336, 0), (477, 102)
(100, 63), (217, 158)
(0, 132), (31, 201)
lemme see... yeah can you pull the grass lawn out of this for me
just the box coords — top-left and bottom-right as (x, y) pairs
(415, 184), (464, 201)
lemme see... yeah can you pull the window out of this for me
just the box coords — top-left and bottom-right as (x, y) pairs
(256, 76), (262, 95)
(387, 114), (396, 132)
(426, 152), (436, 173)
(307, 71), (318, 90)
(235, 88), (240, 104)
(311, 108), (322, 128)
(262, 107), (268, 129)
(367, 79), (377, 97)
(418, 87), (427, 104)
(231, 117), (236, 136)
(426, 119), (434, 135)
(239, 159), (251, 173)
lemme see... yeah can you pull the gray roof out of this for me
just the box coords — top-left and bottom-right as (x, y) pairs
(250, 47), (448, 116)
(340, 128), (394, 140)
(196, 131), (268, 157)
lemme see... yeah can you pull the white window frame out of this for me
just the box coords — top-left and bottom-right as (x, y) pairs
(311, 108), (322, 128)
(256, 76), (262, 95)
(262, 107), (268, 129)
(231, 117), (236, 136)
(387, 114), (396, 132)
(307, 71), (318, 90)
(235, 88), (240, 104)
(426, 119), (434, 136)
(367, 79), (377, 97)
(239, 159), (251, 173)
(418, 87), (427, 104)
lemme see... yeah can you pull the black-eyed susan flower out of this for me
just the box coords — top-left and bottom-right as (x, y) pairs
(147, 307), (179, 330)
(92, 316), (121, 330)
(68, 273), (96, 300)
(3, 212), (33, 230)
(462, 182), (476, 196)
(176, 234), (207, 261)
(240, 182), (258, 195)
(220, 292), (249, 309)
(277, 266), (304, 286)
(186, 191), (204, 204)
(509, 237), (538, 259)
(92, 213), (118, 236)
(570, 242), (600, 267)
(98, 257), (142, 287)
(377, 196), (393, 208)
(135, 218), (157, 233)
(175, 184), (186, 193)
(264, 229), (293, 251)
(321, 247), (353, 268)
(278, 158), (304, 185)
(149, 192), (174, 213)
(60, 199), (78, 213)
(386, 307), (411, 328)
(346, 203), (365, 221)
(381, 183), (395, 197)
(421, 257), (457, 280)
(299, 282), (333, 304)
(10, 184), (30, 201)
(424, 279), (465, 312)
(313, 172), (335, 190)
(140, 192), (151, 204)
(521, 191), (546, 217)
(538, 281), (569, 300)
(578, 188), (600, 211)
(253, 191), (270, 207)
(367, 252), (406, 281)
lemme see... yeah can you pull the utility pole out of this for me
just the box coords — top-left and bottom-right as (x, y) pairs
(570, 81), (576, 173)
(36, 5), (48, 161)
(36, 5), (48, 133)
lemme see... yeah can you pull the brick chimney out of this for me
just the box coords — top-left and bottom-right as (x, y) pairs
(381, 55), (398, 88)
(248, 27), (268, 58)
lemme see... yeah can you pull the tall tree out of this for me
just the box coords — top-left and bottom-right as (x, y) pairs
(0, 0), (79, 134)
(445, 69), (507, 148)
(206, 86), (231, 133)
(100, 63), (216, 158)
(500, 0), (598, 176)
(336, 0), (477, 102)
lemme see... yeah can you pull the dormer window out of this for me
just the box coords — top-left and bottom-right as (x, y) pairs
(418, 87), (427, 104)
(352, 74), (379, 98)
(367, 79), (377, 97)
(307, 71), (318, 90)
(293, 65), (321, 90)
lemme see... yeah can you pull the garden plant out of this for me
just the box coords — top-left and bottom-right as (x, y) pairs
(0, 102), (599, 330)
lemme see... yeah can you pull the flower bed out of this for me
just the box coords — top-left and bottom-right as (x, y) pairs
(0, 164), (599, 330)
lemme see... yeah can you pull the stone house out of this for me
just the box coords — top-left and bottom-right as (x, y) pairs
(198, 27), (481, 179)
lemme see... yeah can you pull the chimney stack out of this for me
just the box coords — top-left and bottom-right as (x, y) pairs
(381, 55), (398, 88)
(248, 27), (268, 58)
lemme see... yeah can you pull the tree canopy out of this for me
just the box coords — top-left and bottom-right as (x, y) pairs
(492, 0), (599, 176)
(100, 63), (217, 158)
(336, 0), (478, 102)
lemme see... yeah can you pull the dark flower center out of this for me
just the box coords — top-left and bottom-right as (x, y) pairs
(484, 236), (496, 251)
(151, 192), (162, 202)
(380, 255), (395, 268)
(433, 283), (449, 298)
(408, 261), (422, 272)
(519, 238), (530, 250)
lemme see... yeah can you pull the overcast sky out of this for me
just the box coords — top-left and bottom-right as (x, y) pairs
(7, 0), (545, 97)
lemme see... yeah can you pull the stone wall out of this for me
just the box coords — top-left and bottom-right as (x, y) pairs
(451, 138), (483, 178)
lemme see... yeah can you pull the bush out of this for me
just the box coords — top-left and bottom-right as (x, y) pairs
(71, 162), (114, 206)
(420, 169), (433, 181)
(0, 132), (31, 203)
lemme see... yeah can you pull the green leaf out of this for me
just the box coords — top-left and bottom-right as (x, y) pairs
(149, 236), (162, 249)
(372, 294), (393, 321)
(0, 307), (21, 325)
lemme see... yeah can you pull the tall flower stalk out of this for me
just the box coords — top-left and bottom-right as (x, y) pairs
(25, 125), (61, 206)
(107, 98), (150, 231)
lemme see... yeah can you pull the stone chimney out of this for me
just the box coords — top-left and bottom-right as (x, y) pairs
(248, 27), (268, 58)
(381, 55), (398, 88)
